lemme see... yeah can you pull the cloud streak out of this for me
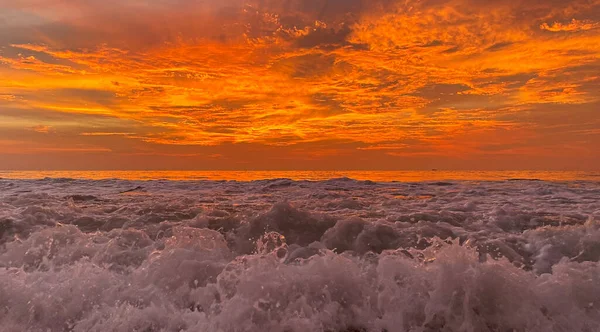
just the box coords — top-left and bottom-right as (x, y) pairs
(541, 19), (600, 32)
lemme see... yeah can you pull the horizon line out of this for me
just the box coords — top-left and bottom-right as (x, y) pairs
(0, 169), (597, 172)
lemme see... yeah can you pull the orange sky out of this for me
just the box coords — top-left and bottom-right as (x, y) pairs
(0, 0), (599, 170)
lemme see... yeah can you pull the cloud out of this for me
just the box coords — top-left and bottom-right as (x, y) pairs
(541, 19), (600, 32)
(0, 0), (599, 169)
(30, 125), (52, 133)
(0, 94), (17, 101)
(271, 53), (338, 78)
(80, 132), (134, 136)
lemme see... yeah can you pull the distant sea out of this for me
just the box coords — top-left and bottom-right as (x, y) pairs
(0, 170), (598, 181)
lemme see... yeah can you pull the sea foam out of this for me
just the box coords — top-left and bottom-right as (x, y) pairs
(0, 178), (599, 331)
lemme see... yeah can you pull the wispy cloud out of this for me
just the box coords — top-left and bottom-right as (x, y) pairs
(29, 125), (52, 133)
(541, 19), (600, 32)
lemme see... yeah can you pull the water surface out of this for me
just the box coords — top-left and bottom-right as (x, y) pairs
(1, 170), (598, 181)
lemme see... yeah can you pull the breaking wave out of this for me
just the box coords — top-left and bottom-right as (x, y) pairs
(1, 178), (600, 331)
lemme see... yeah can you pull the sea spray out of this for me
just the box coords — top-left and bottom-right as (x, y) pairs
(1, 178), (599, 331)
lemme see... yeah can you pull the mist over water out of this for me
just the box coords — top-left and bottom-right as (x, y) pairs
(1, 177), (600, 331)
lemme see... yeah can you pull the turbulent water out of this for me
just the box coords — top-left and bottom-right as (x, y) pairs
(1, 178), (600, 332)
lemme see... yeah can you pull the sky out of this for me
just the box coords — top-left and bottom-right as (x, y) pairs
(0, 0), (599, 170)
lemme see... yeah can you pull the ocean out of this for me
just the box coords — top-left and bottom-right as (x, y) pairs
(1, 171), (599, 331)
(1, 170), (600, 181)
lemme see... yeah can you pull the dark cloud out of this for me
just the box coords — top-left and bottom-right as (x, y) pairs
(1, 45), (83, 69)
(0, 105), (125, 124)
(271, 53), (337, 78)
(296, 26), (352, 49)
(441, 46), (461, 54)
(8, 88), (118, 108)
(485, 41), (516, 52)
(414, 84), (472, 96)
(480, 73), (537, 88)
(421, 40), (444, 47)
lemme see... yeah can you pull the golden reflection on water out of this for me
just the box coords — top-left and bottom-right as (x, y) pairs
(0, 170), (598, 181)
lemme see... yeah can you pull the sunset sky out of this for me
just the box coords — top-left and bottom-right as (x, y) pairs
(0, 0), (599, 170)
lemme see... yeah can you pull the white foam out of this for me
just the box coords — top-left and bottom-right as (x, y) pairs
(0, 178), (599, 331)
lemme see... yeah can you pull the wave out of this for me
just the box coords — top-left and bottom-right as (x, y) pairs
(0, 179), (599, 331)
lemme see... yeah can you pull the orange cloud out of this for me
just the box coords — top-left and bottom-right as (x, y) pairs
(541, 19), (600, 32)
(0, 0), (599, 170)
(30, 125), (52, 133)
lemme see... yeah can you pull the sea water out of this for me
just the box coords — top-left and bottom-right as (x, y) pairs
(0, 175), (599, 331)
